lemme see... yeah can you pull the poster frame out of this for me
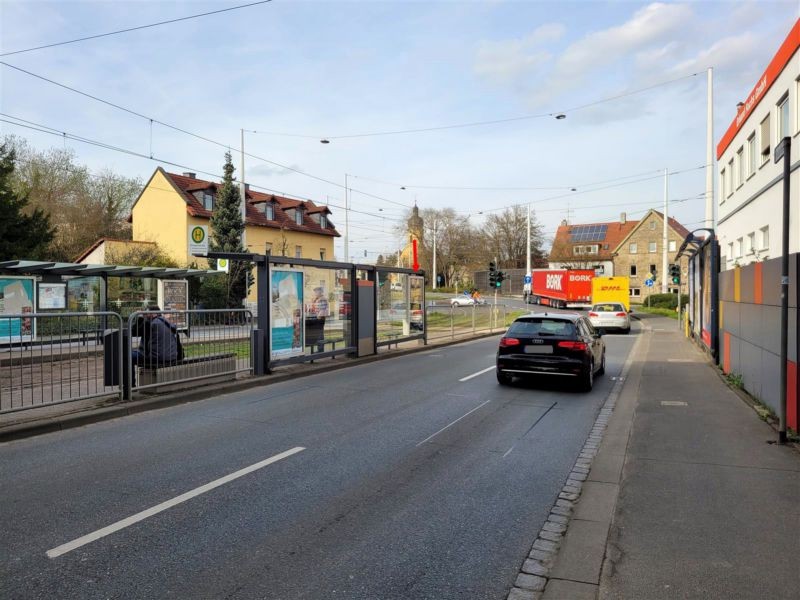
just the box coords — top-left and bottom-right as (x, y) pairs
(38, 282), (67, 310)
(0, 276), (37, 343)
(157, 279), (189, 331)
(270, 268), (305, 359)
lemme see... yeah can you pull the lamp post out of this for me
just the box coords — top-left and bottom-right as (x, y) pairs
(344, 173), (350, 263)
(240, 129), (248, 249)
(662, 168), (669, 294)
(432, 219), (438, 289)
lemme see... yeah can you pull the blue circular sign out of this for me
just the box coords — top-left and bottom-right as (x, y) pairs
(524, 275), (532, 284)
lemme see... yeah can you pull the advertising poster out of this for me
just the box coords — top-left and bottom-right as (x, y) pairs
(701, 244), (712, 348)
(38, 283), (66, 310)
(158, 280), (189, 330)
(271, 269), (304, 358)
(0, 277), (35, 343)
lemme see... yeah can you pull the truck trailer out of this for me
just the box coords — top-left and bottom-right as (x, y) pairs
(591, 276), (631, 311)
(524, 269), (594, 309)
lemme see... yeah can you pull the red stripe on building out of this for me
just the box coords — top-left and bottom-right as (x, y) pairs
(716, 18), (800, 160)
(754, 262), (763, 305)
(723, 332), (731, 374)
(788, 360), (797, 431)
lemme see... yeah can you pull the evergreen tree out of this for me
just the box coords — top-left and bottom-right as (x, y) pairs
(0, 142), (54, 259)
(208, 151), (248, 307)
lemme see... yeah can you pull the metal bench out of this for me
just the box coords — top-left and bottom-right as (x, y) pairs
(136, 352), (237, 388)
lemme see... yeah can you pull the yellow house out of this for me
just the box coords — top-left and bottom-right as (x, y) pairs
(130, 167), (339, 301)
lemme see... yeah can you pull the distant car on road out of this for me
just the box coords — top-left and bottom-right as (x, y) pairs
(587, 303), (631, 334)
(496, 313), (605, 391)
(450, 294), (487, 307)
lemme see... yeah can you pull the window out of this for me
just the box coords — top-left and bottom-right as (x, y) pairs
(747, 134), (756, 177)
(649, 220), (656, 230)
(777, 93), (790, 140)
(648, 241), (657, 253)
(630, 264), (637, 277)
(735, 238), (743, 258)
(760, 114), (770, 164)
(736, 147), (744, 187)
(319, 248), (326, 260)
(264, 203), (274, 220)
(720, 168), (727, 202)
(727, 242), (734, 263)
(264, 242), (273, 253)
(669, 287), (680, 294)
(295, 245), (302, 258)
(649, 264), (657, 277)
(203, 192), (214, 210)
(295, 209), (303, 225)
(760, 226), (769, 250)
(586, 245), (598, 255)
(629, 243), (637, 254)
(668, 240), (676, 252)
(727, 158), (734, 196)
(630, 288), (641, 297)
(320, 214), (327, 228)
(746, 232), (755, 254)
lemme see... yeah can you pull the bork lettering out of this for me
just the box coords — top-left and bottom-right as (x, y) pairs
(546, 274), (563, 290)
(569, 274), (592, 282)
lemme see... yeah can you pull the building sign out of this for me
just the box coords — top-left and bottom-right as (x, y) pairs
(188, 225), (209, 256)
(38, 283), (66, 310)
(270, 268), (304, 359)
(157, 280), (189, 330)
(0, 277), (35, 343)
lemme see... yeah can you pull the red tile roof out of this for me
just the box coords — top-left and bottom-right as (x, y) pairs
(164, 171), (339, 238)
(549, 219), (639, 261)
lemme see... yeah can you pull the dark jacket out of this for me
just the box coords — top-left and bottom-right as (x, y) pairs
(133, 316), (179, 364)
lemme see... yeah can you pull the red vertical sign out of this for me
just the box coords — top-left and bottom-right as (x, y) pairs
(412, 239), (419, 271)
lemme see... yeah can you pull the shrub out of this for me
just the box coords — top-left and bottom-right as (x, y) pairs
(645, 293), (689, 309)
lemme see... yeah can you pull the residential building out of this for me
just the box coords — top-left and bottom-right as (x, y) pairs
(611, 209), (691, 301)
(548, 213), (638, 277)
(74, 238), (158, 264)
(717, 18), (799, 270)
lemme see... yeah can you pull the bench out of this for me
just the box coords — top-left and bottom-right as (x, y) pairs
(137, 352), (237, 389)
(382, 332), (403, 349)
(305, 338), (345, 362)
(79, 327), (105, 346)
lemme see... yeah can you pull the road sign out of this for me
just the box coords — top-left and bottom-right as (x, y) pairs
(188, 225), (208, 255)
(217, 258), (230, 273)
(644, 279), (654, 287)
(524, 275), (532, 284)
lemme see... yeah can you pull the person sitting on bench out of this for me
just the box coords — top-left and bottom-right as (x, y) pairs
(131, 306), (181, 382)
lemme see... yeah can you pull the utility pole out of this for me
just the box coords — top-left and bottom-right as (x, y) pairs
(705, 67), (714, 230)
(776, 136), (792, 444)
(662, 168), (669, 294)
(432, 220), (438, 290)
(344, 173), (350, 263)
(526, 203), (531, 277)
(240, 129), (247, 250)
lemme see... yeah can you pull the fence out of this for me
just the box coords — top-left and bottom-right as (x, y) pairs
(0, 312), (123, 414)
(425, 303), (509, 342)
(127, 309), (253, 393)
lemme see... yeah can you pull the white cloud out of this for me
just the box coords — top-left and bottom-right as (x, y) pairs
(474, 23), (564, 84)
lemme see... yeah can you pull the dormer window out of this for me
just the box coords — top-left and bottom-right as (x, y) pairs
(264, 203), (274, 220)
(203, 192), (214, 210)
(320, 214), (327, 228)
(294, 208), (303, 225)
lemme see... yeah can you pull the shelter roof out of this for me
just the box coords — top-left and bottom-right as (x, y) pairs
(0, 260), (219, 279)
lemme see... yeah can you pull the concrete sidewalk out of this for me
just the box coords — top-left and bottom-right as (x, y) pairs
(541, 314), (800, 600)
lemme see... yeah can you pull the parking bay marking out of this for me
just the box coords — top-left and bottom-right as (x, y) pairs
(459, 366), (495, 382)
(46, 446), (306, 559)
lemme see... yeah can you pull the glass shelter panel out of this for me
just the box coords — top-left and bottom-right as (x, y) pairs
(301, 266), (352, 356)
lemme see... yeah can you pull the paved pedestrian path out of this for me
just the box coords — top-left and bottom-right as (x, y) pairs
(539, 314), (800, 600)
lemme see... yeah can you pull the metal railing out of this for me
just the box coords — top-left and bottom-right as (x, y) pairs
(127, 309), (253, 393)
(425, 303), (508, 342)
(0, 312), (124, 414)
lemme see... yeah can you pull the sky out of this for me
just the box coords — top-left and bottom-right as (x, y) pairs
(1, 0), (798, 262)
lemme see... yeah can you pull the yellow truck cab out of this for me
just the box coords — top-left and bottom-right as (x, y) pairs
(591, 276), (630, 311)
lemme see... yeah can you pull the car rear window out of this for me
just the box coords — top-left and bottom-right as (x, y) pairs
(508, 319), (576, 337)
(592, 303), (625, 312)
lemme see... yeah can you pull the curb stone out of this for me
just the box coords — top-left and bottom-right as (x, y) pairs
(505, 322), (645, 600)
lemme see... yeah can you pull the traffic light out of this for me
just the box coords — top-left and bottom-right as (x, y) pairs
(488, 262), (497, 287)
(496, 271), (505, 288)
(669, 263), (681, 285)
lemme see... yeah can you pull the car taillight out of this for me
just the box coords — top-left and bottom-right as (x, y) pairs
(558, 340), (587, 351)
(615, 312), (627, 317)
(588, 312), (598, 317)
(500, 337), (520, 347)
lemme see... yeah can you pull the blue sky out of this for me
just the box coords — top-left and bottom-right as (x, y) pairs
(1, 1), (798, 261)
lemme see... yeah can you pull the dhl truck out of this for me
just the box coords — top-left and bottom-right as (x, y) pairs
(525, 269), (594, 309)
(590, 276), (630, 311)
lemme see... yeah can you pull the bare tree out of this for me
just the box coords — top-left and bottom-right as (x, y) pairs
(481, 206), (547, 269)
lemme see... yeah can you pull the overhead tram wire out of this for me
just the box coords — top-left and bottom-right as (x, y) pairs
(0, 0), (274, 57)
(0, 115), (406, 226)
(0, 61), (412, 211)
(254, 73), (701, 141)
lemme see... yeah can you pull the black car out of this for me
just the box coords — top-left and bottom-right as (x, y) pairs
(496, 313), (605, 391)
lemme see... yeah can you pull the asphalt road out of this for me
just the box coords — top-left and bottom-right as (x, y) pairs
(0, 324), (637, 599)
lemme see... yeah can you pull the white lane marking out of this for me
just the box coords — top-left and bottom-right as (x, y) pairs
(667, 358), (694, 363)
(46, 447), (306, 559)
(502, 446), (515, 458)
(661, 401), (688, 406)
(459, 366), (495, 382)
(416, 399), (492, 447)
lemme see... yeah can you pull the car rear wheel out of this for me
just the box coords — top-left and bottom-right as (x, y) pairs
(497, 370), (512, 386)
(597, 351), (605, 376)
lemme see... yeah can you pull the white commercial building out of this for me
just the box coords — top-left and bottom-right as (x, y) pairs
(717, 18), (799, 270)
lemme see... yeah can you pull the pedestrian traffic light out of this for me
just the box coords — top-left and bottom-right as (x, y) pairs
(669, 263), (681, 285)
(488, 262), (497, 287)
